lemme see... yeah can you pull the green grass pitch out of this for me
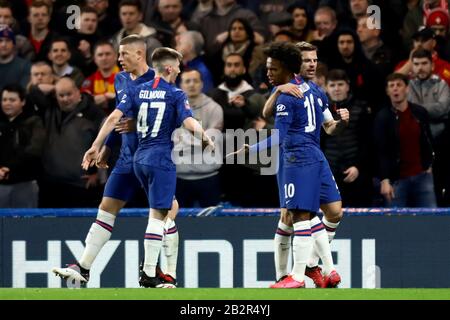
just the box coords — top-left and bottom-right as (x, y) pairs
(1, 288), (450, 300)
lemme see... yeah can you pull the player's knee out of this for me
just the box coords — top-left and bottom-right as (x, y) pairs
(290, 210), (311, 223)
(169, 199), (179, 219)
(99, 198), (124, 215)
(280, 208), (292, 225)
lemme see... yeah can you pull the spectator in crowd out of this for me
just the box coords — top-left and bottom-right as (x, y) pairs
(199, 0), (266, 59)
(402, 0), (448, 51)
(67, 6), (102, 77)
(0, 26), (31, 91)
(112, 0), (162, 64)
(208, 53), (268, 206)
(0, 0), (35, 60)
(265, 11), (293, 40)
(27, 0), (58, 61)
(312, 5), (337, 42)
(86, 0), (121, 37)
(189, 0), (214, 23)
(47, 38), (85, 88)
(175, 30), (214, 93)
(174, 69), (223, 207)
(408, 48), (450, 205)
(357, 15), (395, 80)
(209, 53), (265, 130)
(286, 0), (314, 42)
(373, 73), (436, 208)
(0, 84), (45, 208)
(313, 61), (328, 90)
(338, 0), (371, 30)
(396, 27), (450, 86)
(218, 18), (264, 80)
(152, 0), (200, 47)
(408, 48), (450, 138)
(26, 61), (55, 114)
(273, 29), (297, 43)
(81, 40), (119, 114)
(425, 6), (450, 60)
(311, 6), (338, 63)
(327, 29), (384, 110)
(322, 69), (373, 207)
(39, 77), (104, 207)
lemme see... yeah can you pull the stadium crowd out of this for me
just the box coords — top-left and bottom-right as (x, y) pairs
(1, 0), (450, 209)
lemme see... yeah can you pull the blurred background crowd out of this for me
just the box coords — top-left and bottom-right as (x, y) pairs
(1, 0), (449, 209)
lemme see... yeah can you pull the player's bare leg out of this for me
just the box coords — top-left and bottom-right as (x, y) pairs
(52, 197), (125, 284)
(272, 208), (293, 284)
(272, 211), (313, 288)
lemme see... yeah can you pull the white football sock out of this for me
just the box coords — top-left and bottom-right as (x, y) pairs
(274, 220), (293, 280)
(163, 218), (179, 278)
(291, 220), (313, 283)
(310, 216), (335, 275)
(79, 209), (116, 270)
(143, 217), (165, 277)
(322, 216), (340, 242)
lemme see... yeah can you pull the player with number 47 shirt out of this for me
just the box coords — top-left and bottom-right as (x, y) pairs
(82, 47), (213, 288)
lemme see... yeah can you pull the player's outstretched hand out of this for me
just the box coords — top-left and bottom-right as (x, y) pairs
(82, 146), (100, 170)
(336, 108), (350, 124)
(278, 83), (303, 98)
(95, 145), (111, 169)
(115, 117), (136, 134)
(226, 144), (250, 159)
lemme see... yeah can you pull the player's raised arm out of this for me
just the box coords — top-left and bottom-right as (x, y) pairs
(322, 107), (349, 135)
(262, 83), (303, 119)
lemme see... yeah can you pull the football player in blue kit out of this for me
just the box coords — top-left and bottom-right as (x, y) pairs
(52, 36), (179, 287)
(263, 42), (349, 288)
(230, 42), (346, 288)
(82, 47), (214, 288)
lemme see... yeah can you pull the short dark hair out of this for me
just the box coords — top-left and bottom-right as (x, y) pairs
(224, 52), (245, 63)
(386, 73), (409, 86)
(151, 47), (183, 71)
(93, 39), (116, 54)
(181, 68), (203, 82)
(2, 83), (26, 101)
(326, 69), (350, 83)
(0, 0), (12, 10)
(411, 48), (433, 62)
(119, 0), (142, 12)
(50, 37), (71, 51)
(30, 0), (52, 15)
(81, 6), (98, 16)
(263, 42), (302, 74)
(274, 30), (297, 42)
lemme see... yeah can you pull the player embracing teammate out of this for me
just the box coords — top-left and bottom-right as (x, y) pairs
(231, 42), (348, 288)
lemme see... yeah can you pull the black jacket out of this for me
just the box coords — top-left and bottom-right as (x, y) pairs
(373, 102), (434, 182)
(41, 94), (104, 187)
(321, 95), (372, 176)
(0, 111), (45, 184)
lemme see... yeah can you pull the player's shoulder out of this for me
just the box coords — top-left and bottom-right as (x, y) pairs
(115, 71), (129, 82)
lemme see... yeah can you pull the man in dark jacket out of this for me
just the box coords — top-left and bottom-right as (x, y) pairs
(0, 84), (45, 207)
(39, 77), (104, 207)
(374, 73), (436, 207)
(322, 69), (373, 207)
